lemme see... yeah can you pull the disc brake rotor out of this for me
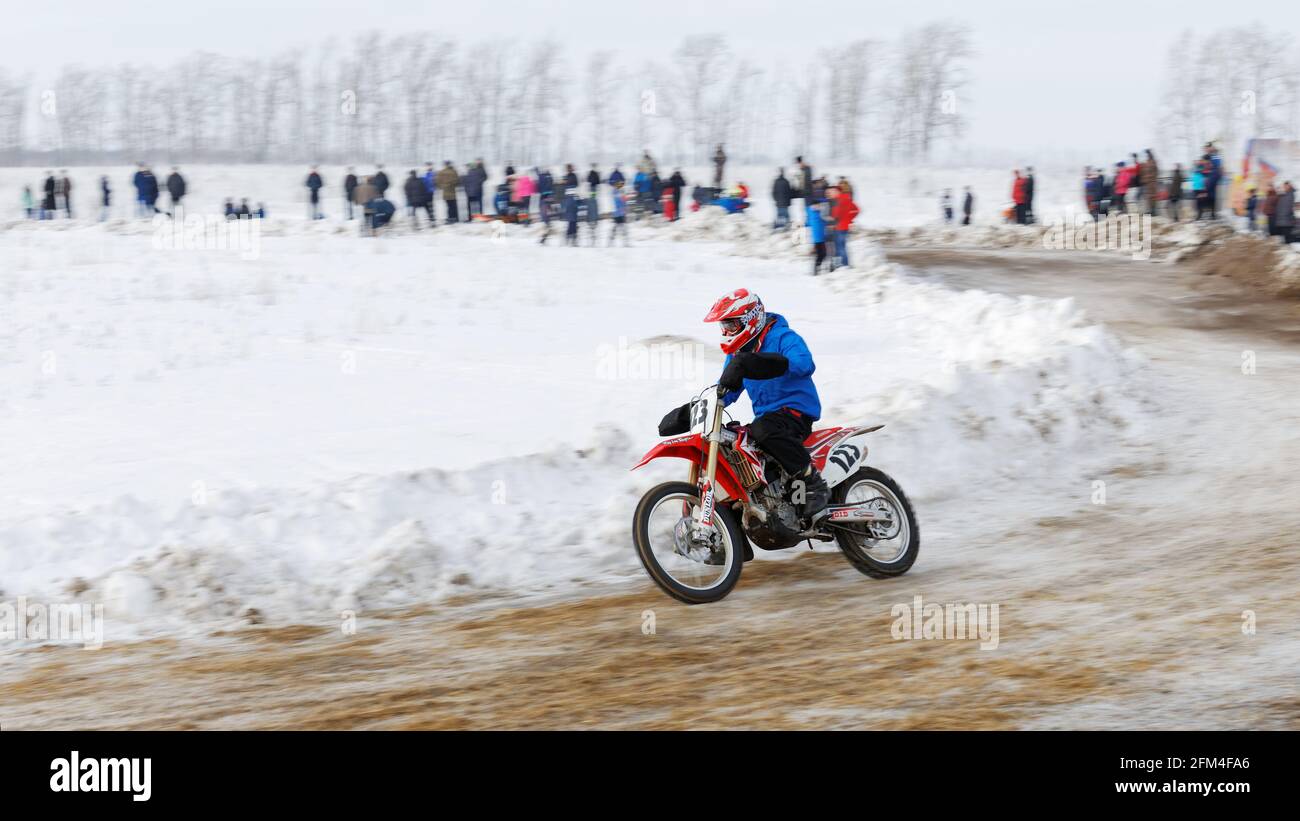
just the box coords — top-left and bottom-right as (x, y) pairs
(672, 514), (725, 565)
(863, 498), (901, 540)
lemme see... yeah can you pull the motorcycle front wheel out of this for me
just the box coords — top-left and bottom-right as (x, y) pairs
(633, 481), (744, 604)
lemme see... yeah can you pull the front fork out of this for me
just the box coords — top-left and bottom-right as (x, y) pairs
(691, 386), (727, 529)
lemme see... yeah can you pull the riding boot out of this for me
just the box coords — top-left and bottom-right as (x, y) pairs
(798, 464), (830, 519)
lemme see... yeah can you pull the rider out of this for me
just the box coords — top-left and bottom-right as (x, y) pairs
(679, 288), (830, 518)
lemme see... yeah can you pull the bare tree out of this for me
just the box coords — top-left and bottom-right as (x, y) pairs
(884, 22), (972, 161)
(671, 35), (728, 164)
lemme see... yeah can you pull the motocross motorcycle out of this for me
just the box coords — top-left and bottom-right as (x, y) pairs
(632, 384), (919, 604)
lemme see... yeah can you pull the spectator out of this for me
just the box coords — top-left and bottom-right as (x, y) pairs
(404, 170), (426, 228)
(435, 161), (460, 224)
(941, 189), (953, 224)
(666, 168), (686, 221)
(1084, 166), (1101, 220)
(536, 167), (554, 225)
(514, 169), (536, 220)
(1113, 162), (1131, 215)
(713, 144), (727, 187)
(58, 170), (73, 218)
(1012, 169), (1028, 225)
(167, 167), (187, 214)
(808, 195), (830, 275)
(22, 185), (34, 218)
(132, 163), (146, 216)
(344, 167), (358, 220)
(464, 160), (487, 219)
(1128, 153), (1142, 212)
(772, 168), (793, 230)
(1140, 150), (1159, 217)
(796, 156), (813, 221)
(421, 162), (436, 223)
(563, 186), (580, 246)
(1203, 143), (1223, 218)
(41, 171), (56, 219)
(373, 165), (390, 198)
(305, 166), (324, 219)
(99, 176), (111, 221)
(352, 176), (379, 235)
(638, 150), (656, 176)
(140, 166), (161, 216)
(962, 186), (974, 225)
(1262, 184), (1278, 235)
(609, 180), (630, 247)
(586, 164), (601, 236)
(369, 197), (396, 231)
(830, 185), (859, 268)
(1168, 164), (1184, 221)
(633, 167), (651, 218)
(1274, 181), (1295, 242)
(1023, 167), (1036, 224)
(1192, 159), (1210, 220)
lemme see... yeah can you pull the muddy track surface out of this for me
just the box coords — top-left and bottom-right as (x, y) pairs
(6, 247), (1299, 730)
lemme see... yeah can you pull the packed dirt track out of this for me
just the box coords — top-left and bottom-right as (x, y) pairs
(6, 244), (1300, 730)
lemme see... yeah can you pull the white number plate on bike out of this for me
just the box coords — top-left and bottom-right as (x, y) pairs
(689, 393), (715, 434)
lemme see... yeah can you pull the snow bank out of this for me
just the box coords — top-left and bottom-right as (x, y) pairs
(0, 216), (1156, 643)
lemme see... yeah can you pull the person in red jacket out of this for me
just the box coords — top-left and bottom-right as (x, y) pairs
(1012, 169), (1028, 224)
(1112, 161), (1131, 214)
(829, 185), (860, 267)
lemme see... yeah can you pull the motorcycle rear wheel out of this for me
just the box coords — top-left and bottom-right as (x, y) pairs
(829, 467), (919, 578)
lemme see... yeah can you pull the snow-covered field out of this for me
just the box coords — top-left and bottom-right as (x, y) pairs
(0, 174), (1157, 644)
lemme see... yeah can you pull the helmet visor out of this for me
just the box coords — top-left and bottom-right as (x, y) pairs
(720, 318), (745, 336)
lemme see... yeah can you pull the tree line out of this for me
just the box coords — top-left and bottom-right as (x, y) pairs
(0, 25), (973, 167)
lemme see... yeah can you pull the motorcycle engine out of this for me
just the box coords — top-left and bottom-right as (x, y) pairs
(742, 480), (805, 550)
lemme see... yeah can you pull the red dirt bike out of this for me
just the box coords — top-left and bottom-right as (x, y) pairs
(632, 384), (919, 603)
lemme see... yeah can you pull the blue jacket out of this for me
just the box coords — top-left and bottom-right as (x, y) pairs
(807, 204), (827, 243)
(721, 314), (821, 419)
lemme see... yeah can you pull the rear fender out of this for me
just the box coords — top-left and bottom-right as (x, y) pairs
(819, 425), (884, 488)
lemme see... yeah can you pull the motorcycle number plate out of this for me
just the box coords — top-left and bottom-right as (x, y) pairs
(690, 393), (715, 433)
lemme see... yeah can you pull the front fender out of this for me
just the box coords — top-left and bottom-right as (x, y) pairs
(631, 434), (705, 471)
(632, 434), (750, 503)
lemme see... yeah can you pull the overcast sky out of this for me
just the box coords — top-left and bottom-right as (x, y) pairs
(2, 0), (1294, 157)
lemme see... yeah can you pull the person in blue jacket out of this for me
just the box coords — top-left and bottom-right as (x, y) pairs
(695, 289), (829, 517)
(807, 197), (829, 275)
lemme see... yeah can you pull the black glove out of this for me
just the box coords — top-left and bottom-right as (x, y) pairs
(658, 403), (693, 436)
(719, 352), (789, 390)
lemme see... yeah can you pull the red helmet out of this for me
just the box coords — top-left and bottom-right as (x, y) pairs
(703, 288), (766, 354)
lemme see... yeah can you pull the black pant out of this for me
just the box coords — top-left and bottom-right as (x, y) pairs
(467, 195), (482, 217)
(445, 198), (459, 223)
(749, 409), (814, 476)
